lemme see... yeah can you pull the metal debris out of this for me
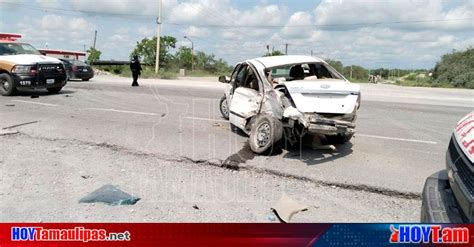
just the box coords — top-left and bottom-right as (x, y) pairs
(271, 193), (308, 223)
(192, 204), (200, 210)
(0, 130), (19, 136)
(2, 121), (40, 130)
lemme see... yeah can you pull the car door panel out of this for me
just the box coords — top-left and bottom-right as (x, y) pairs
(229, 87), (261, 130)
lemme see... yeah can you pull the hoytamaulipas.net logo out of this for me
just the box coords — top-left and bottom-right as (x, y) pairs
(11, 226), (131, 242)
(390, 224), (469, 244)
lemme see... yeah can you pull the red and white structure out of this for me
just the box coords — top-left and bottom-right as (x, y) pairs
(37, 49), (86, 60)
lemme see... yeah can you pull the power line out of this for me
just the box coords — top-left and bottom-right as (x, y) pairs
(1, 1), (471, 29)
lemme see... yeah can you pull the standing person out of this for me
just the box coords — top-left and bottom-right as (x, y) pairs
(130, 55), (142, 87)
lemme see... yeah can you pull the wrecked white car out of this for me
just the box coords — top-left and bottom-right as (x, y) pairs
(219, 55), (361, 154)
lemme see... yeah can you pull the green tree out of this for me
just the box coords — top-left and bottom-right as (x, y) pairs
(433, 47), (474, 88)
(130, 36), (177, 68)
(87, 47), (101, 63)
(325, 59), (343, 73)
(174, 47), (193, 70)
(263, 50), (285, 57)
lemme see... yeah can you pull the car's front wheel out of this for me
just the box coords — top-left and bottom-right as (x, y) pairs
(249, 115), (283, 154)
(0, 73), (17, 96)
(219, 95), (229, 120)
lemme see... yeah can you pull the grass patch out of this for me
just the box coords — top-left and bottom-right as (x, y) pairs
(395, 73), (455, 88)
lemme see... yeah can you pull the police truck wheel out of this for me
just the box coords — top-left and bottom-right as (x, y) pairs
(47, 86), (63, 94)
(0, 73), (17, 96)
(249, 115), (283, 154)
(219, 95), (229, 120)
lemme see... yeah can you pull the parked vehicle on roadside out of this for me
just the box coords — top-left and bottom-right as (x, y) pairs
(421, 112), (473, 223)
(0, 36), (67, 96)
(218, 55), (361, 154)
(60, 59), (94, 81)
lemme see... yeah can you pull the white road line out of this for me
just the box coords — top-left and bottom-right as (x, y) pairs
(12, 100), (59, 107)
(183, 117), (228, 123)
(82, 108), (158, 116)
(357, 134), (437, 145)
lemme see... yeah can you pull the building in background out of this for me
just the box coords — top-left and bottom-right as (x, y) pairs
(37, 49), (86, 60)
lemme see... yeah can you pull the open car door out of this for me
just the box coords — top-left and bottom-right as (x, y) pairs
(229, 64), (262, 130)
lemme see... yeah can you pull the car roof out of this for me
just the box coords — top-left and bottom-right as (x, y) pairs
(247, 55), (326, 68)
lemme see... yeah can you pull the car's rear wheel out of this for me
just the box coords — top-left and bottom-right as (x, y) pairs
(249, 115), (283, 154)
(325, 133), (353, 144)
(219, 95), (229, 120)
(47, 86), (63, 94)
(0, 73), (17, 96)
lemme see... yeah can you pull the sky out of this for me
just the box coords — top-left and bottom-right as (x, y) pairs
(0, 0), (472, 69)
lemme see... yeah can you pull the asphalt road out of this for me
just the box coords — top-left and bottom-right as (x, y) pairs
(0, 75), (472, 222)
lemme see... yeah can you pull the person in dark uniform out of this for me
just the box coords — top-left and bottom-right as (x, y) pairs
(130, 55), (142, 87)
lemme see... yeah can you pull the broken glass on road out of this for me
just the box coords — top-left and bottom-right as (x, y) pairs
(79, 184), (140, 206)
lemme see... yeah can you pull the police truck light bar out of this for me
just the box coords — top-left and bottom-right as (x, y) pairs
(0, 33), (22, 41)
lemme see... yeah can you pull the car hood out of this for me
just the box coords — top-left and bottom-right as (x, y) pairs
(280, 79), (361, 114)
(0, 54), (62, 65)
(454, 112), (474, 163)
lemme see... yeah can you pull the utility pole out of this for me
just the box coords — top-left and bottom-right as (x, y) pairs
(311, 50), (313, 56)
(350, 65), (353, 80)
(93, 30), (97, 49)
(285, 43), (288, 55)
(155, 0), (162, 74)
(184, 36), (194, 71)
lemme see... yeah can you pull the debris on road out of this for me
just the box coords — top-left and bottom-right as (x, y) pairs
(266, 213), (276, 222)
(271, 193), (308, 223)
(5, 104), (15, 107)
(64, 95), (72, 98)
(30, 95), (39, 99)
(192, 204), (200, 210)
(79, 184), (140, 206)
(2, 121), (40, 130)
(81, 175), (92, 180)
(0, 130), (19, 136)
(161, 113), (166, 117)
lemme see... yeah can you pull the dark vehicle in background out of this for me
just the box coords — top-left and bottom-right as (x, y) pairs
(421, 112), (473, 223)
(60, 59), (94, 81)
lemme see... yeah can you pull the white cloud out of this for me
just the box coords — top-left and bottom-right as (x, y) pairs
(36, 0), (59, 8)
(17, 14), (96, 50)
(138, 26), (154, 38)
(183, 26), (210, 38)
(280, 11), (313, 39)
(70, 0), (178, 16)
(312, 0), (473, 31)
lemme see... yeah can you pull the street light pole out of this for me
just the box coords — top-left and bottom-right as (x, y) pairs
(184, 35), (194, 72)
(155, 0), (162, 74)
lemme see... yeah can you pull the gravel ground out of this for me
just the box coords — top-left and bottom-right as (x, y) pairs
(0, 133), (420, 222)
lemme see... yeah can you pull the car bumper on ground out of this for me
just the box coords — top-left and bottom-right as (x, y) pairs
(307, 117), (355, 135)
(420, 170), (466, 223)
(12, 73), (66, 89)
